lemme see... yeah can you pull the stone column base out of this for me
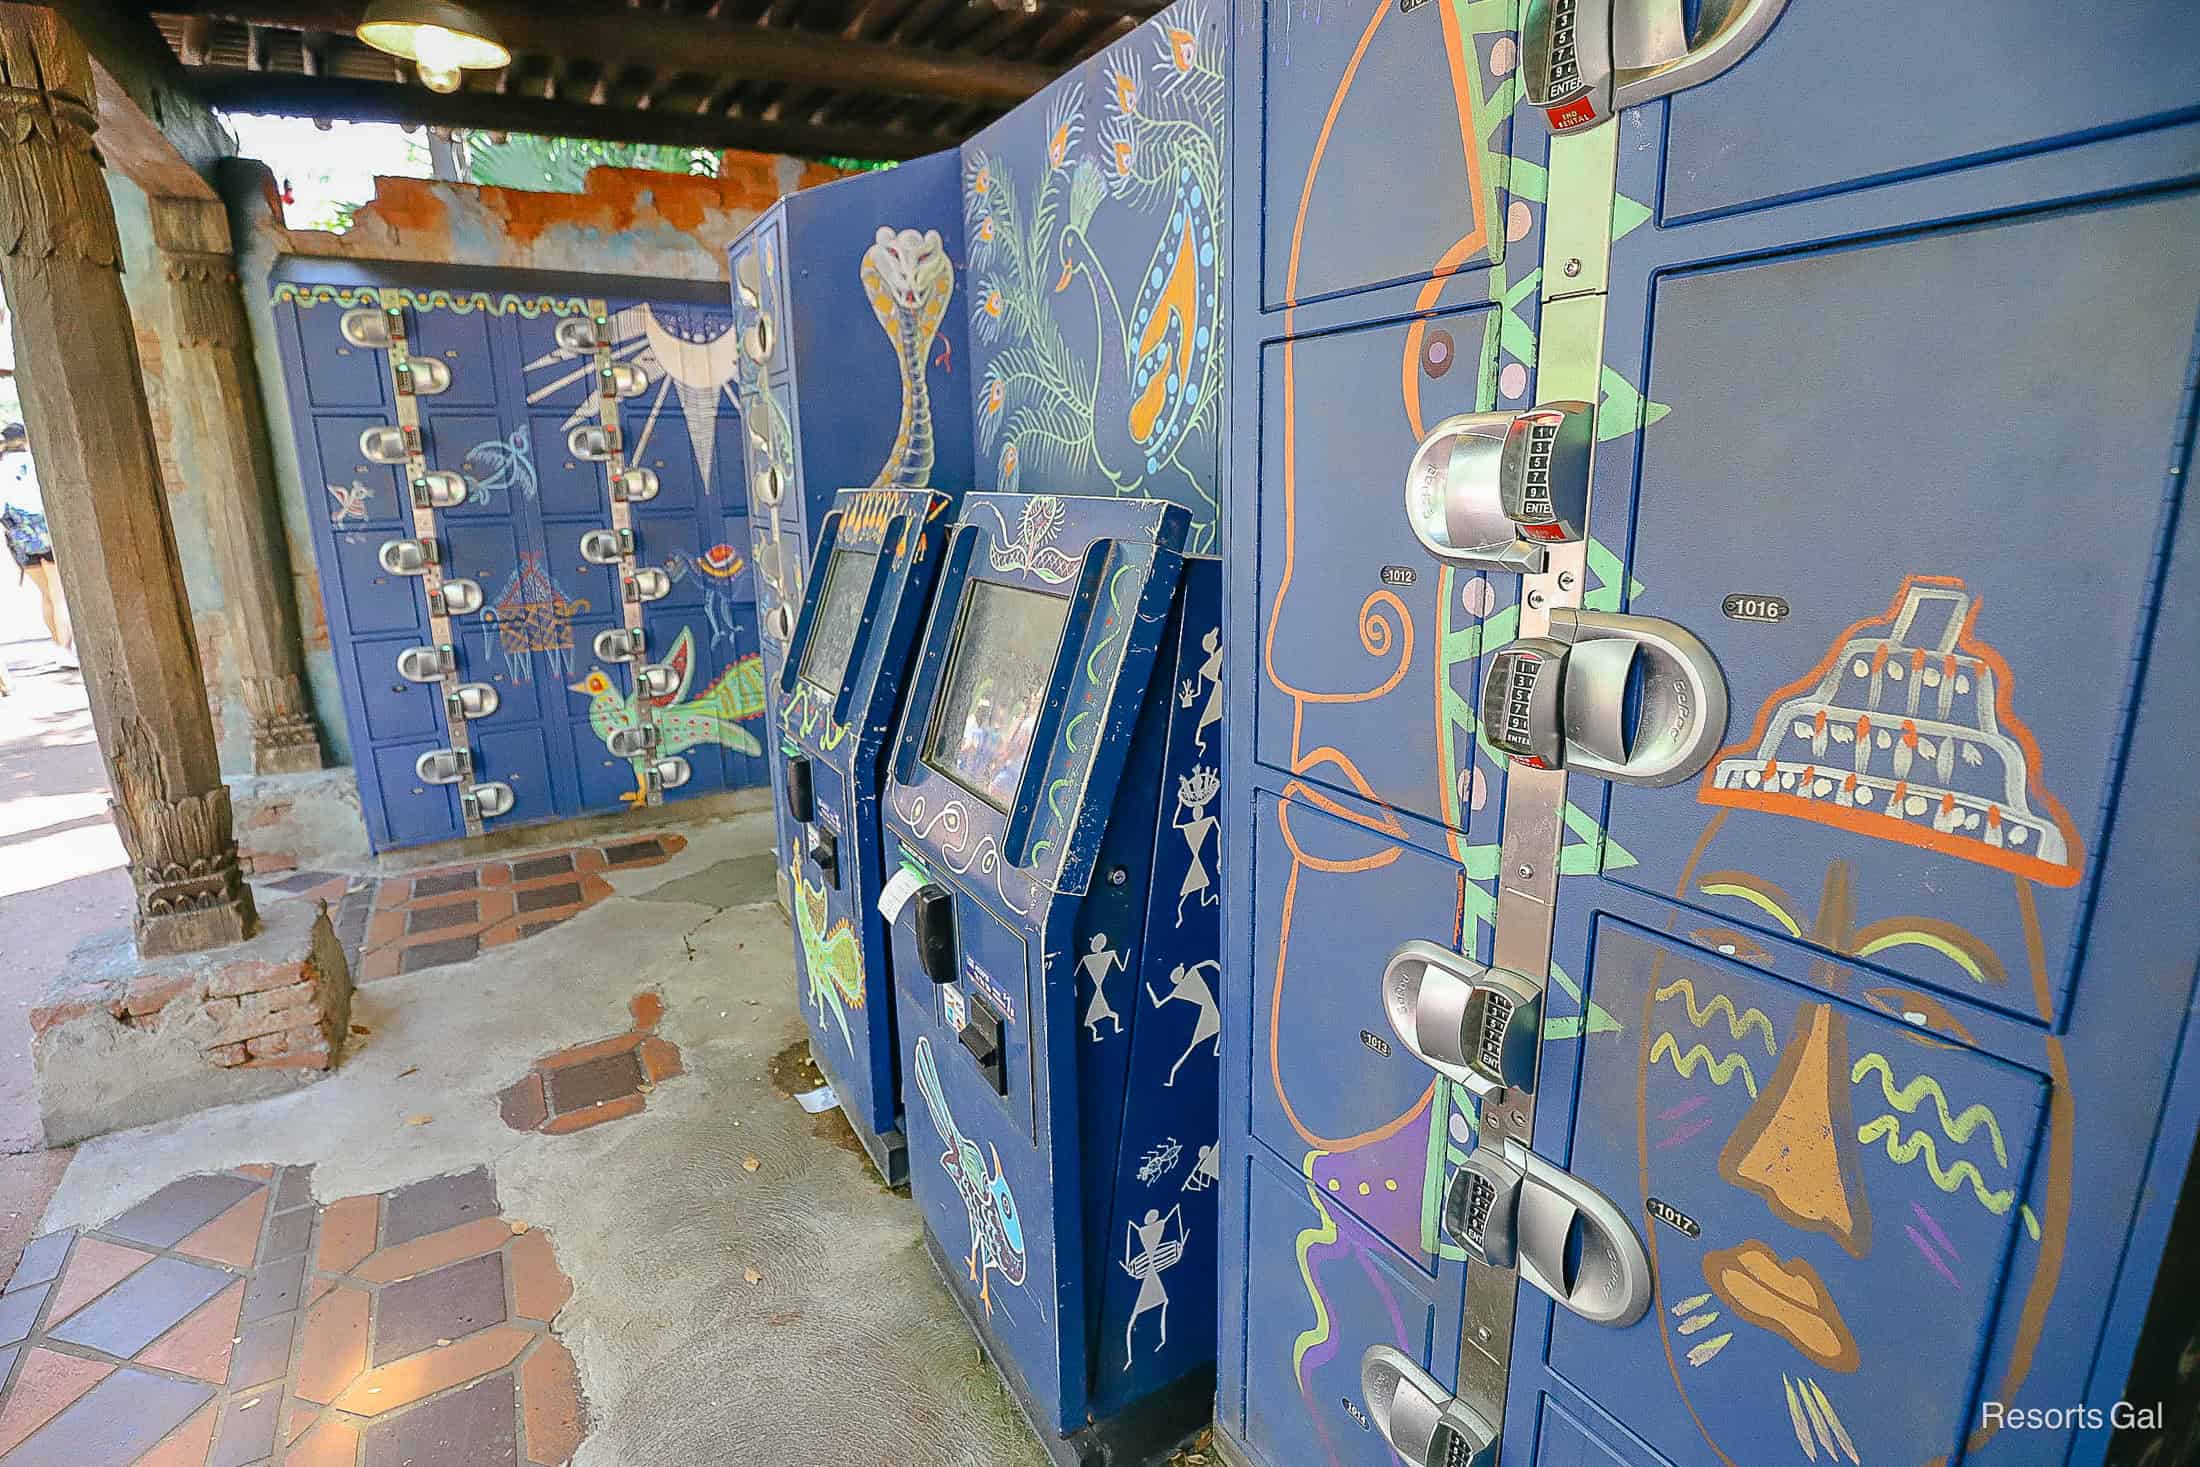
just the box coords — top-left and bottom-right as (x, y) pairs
(32, 896), (354, 1146)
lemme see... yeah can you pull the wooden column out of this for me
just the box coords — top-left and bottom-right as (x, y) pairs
(0, 4), (255, 955)
(149, 194), (325, 775)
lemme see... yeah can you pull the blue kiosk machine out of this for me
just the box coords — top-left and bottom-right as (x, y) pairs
(726, 150), (972, 1182)
(880, 493), (1225, 1464)
(777, 486), (955, 1186)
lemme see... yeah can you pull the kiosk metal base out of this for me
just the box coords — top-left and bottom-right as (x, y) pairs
(921, 1233), (1213, 1467)
(806, 1039), (908, 1191)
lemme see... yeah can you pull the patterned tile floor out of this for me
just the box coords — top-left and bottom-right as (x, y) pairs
(265, 834), (685, 984)
(495, 993), (683, 1136)
(0, 1164), (581, 1467)
(15, 815), (1053, 1467)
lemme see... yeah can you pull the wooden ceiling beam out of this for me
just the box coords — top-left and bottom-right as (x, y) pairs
(161, 0), (1064, 103)
(185, 66), (947, 156)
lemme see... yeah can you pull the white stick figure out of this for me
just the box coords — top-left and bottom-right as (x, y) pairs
(1078, 933), (1128, 1040)
(1191, 627), (1222, 755)
(1182, 1143), (1220, 1193)
(1121, 1205), (1187, 1366)
(1173, 766), (1220, 928)
(1146, 960), (1221, 1088)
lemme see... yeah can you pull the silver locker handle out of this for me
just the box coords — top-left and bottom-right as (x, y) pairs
(1381, 940), (1542, 1096)
(1524, 0), (1790, 132)
(1551, 608), (1728, 787)
(1360, 1346), (1499, 1467)
(1514, 1142), (1652, 1327)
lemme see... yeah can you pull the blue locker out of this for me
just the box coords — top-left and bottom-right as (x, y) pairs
(1214, 0), (1543, 1455)
(1217, 4), (2200, 1467)
(269, 267), (767, 850)
(881, 493), (1224, 1465)
(958, 2), (1227, 556)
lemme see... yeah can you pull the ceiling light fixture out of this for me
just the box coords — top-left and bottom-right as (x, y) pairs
(356, 0), (511, 95)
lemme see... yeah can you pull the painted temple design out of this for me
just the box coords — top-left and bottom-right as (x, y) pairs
(1700, 576), (2083, 887)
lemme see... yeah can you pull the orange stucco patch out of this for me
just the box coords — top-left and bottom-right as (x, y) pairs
(363, 176), (453, 238)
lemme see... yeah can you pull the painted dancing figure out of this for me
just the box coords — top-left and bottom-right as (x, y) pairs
(1078, 933), (1129, 1040)
(1173, 766), (1221, 927)
(1192, 627), (1222, 754)
(1120, 1205), (1187, 1367)
(1146, 960), (1222, 1088)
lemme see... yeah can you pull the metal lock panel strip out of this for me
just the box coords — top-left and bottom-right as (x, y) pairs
(377, 288), (484, 837)
(584, 298), (664, 807)
(1455, 120), (1621, 1441)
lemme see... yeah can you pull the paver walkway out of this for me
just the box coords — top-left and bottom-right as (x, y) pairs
(8, 814), (1050, 1467)
(0, 1165), (582, 1466)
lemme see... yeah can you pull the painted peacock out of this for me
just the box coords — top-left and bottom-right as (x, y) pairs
(792, 864), (864, 1052)
(569, 626), (766, 805)
(1055, 152), (1220, 508)
(914, 1036), (1027, 1315)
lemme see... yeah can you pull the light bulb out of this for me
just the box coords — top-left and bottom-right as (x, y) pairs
(418, 61), (463, 93)
(412, 23), (465, 71)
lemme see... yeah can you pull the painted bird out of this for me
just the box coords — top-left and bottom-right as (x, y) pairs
(914, 1036), (1027, 1315)
(569, 626), (766, 805)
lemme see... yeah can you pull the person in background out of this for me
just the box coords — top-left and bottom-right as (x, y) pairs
(1, 422), (76, 670)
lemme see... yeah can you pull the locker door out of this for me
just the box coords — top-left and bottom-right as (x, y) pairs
(1472, 6), (2200, 1466)
(1222, 0), (1556, 1454)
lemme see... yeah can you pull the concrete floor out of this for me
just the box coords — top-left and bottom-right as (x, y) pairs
(0, 577), (116, 1283)
(36, 811), (1053, 1466)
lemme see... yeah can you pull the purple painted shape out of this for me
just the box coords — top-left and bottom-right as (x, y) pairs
(1305, 1112), (1435, 1261)
(1659, 1094), (1711, 1122)
(1355, 1246), (1412, 1352)
(1658, 1115), (1716, 1150)
(1911, 1199), (1960, 1260)
(1904, 1224), (1962, 1289)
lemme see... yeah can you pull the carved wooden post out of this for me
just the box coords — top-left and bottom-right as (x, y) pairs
(150, 194), (326, 775)
(0, 5), (255, 954)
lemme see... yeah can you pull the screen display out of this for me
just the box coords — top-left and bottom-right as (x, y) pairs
(798, 545), (880, 696)
(923, 579), (1072, 812)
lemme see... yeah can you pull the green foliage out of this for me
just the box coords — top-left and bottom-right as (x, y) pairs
(464, 134), (721, 193)
(818, 157), (897, 174)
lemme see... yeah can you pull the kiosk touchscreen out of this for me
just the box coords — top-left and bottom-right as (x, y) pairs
(880, 493), (1224, 1466)
(778, 487), (956, 1186)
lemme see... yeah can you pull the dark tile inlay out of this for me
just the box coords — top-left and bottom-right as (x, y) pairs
(262, 1204), (314, 1263)
(514, 880), (586, 915)
(229, 1312), (293, 1389)
(48, 1255), (230, 1357)
(380, 1167), (499, 1250)
(410, 868), (480, 898)
(546, 1051), (645, 1115)
(371, 1253), (507, 1364)
(603, 839), (663, 867)
(0, 1281), (48, 1347)
(211, 1378), (281, 1467)
(407, 899), (481, 935)
(363, 1366), (518, 1467)
(511, 852), (576, 881)
(5, 1232), (72, 1292)
(273, 1167), (314, 1214)
(400, 933), (483, 972)
(2, 1366), (211, 1467)
(272, 870), (337, 893)
(101, 1173), (259, 1249)
(515, 918), (570, 941)
(240, 1250), (307, 1325)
